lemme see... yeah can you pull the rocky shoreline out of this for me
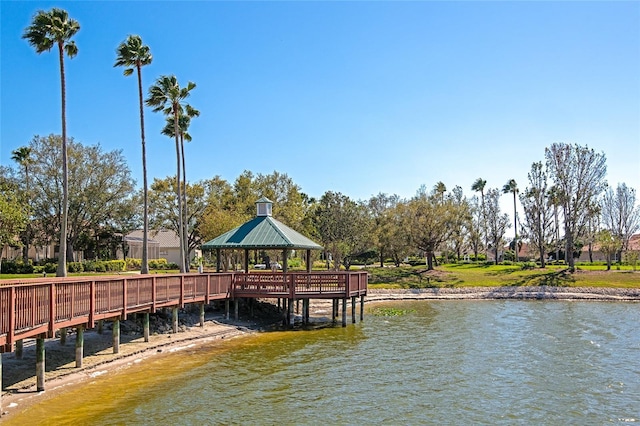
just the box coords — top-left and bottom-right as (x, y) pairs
(366, 286), (640, 301)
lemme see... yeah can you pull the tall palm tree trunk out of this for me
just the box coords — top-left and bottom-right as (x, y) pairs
(57, 42), (69, 277)
(24, 164), (31, 263)
(137, 65), (149, 274)
(481, 191), (486, 260)
(513, 191), (518, 262)
(180, 135), (189, 271)
(174, 110), (185, 273)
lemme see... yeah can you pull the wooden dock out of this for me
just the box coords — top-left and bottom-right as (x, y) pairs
(0, 271), (367, 407)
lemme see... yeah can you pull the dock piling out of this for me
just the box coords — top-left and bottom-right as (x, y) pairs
(342, 298), (347, 327)
(172, 307), (179, 333)
(15, 339), (23, 359)
(75, 324), (84, 368)
(143, 312), (150, 342)
(36, 334), (45, 392)
(113, 318), (120, 354)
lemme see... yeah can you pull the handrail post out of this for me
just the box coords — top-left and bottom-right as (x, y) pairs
(180, 274), (185, 308)
(151, 276), (157, 313)
(89, 280), (95, 328)
(48, 283), (56, 338)
(122, 278), (128, 319)
(8, 286), (16, 346)
(205, 273), (210, 304)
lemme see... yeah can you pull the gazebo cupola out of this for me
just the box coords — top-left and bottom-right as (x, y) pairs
(256, 197), (273, 217)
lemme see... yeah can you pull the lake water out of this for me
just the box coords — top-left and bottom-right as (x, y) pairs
(5, 301), (640, 425)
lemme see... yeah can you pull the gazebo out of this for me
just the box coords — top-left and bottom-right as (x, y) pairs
(201, 198), (367, 326)
(201, 197), (322, 272)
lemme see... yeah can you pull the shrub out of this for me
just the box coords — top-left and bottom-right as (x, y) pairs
(287, 257), (302, 269)
(166, 262), (179, 270)
(1, 260), (35, 274)
(126, 258), (142, 269)
(149, 258), (169, 270)
(105, 260), (126, 272)
(68, 262), (84, 273)
(471, 253), (487, 262)
(1, 260), (18, 274)
(44, 262), (57, 274)
(521, 262), (537, 270)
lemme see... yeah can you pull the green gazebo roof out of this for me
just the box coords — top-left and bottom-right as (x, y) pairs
(201, 215), (322, 250)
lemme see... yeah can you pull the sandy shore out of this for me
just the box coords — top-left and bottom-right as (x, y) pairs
(1, 287), (638, 418)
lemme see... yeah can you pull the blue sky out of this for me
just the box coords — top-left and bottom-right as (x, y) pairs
(2, 1), (639, 231)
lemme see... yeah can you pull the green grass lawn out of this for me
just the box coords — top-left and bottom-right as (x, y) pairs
(366, 263), (640, 289)
(3, 264), (639, 289)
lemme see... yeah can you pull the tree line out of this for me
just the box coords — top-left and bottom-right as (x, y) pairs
(3, 135), (639, 273)
(3, 8), (639, 274)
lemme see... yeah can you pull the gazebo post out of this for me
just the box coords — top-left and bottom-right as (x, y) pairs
(244, 249), (249, 272)
(283, 249), (288, 272)
(216, 248), (221, 272)
(306, 249), (311, 272)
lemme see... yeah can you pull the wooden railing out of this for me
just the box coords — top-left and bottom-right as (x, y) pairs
(0, 274), (233, 347)
(0, 271), (366, 348)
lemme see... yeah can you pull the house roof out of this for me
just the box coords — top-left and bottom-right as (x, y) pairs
(201, 215), (322, 250)
(583, 233), (640, 252)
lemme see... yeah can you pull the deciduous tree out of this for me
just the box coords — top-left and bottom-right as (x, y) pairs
(519, 162), (553, 267)
(485, 188), (510, 265)
(26, 135), (137, 262)
(601, 183), (640, 259)
(313, 191), (370, 270)
(545, 143), (607, 271)
(0, 170), (28, 271)
(402, 185), (453, 270)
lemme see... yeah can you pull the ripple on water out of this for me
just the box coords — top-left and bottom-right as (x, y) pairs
(3, 301), (639, 425)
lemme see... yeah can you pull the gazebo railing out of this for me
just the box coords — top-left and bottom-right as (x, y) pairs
(232, 271), (368, 298)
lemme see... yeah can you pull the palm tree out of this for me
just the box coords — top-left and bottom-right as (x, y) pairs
(162, 105), (199, 270)
(114, 35), (153, 274)
(11, 147), (34, 262)
(145, 75), (196, 273)
(502, 179), (519, 262)
(23, 8), (80, 277)
(471, 178), (487, 260)
(434, 181), (447, 203)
